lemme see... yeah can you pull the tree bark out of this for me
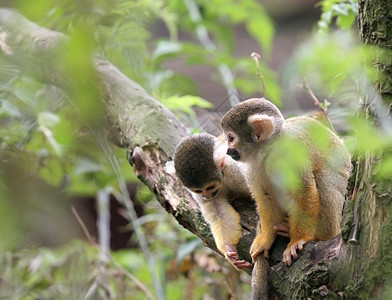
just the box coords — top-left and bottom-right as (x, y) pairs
(1, 4), (391, 299)
(358, 0), (392, 106)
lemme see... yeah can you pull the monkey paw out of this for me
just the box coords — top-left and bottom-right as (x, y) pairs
(283, 240), (306, 266)
(225, 245), (252, 269)
(250, 234), (274, 262)
(274, 222), (290, 238)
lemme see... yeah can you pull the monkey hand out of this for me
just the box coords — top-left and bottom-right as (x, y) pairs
(225, 245), (252, 269)
(250, 233), (275, 262)
(283, 240), (307, 266)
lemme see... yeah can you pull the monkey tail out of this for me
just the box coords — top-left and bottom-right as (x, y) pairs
(251, 255), (269, 300)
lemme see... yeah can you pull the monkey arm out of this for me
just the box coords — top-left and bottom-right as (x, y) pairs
(201, 198), (252, 269)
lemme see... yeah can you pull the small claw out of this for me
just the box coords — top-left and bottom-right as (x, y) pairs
(283, 240), (307, 266)
(290, 245), (298, 260)
(283, 249), (292, 266)
(298, 240), (305, 251)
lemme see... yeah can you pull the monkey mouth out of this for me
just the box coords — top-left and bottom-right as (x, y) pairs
(226, 148), (241, 161)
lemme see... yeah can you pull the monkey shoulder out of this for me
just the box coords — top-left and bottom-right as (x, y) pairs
(282, 116), (351, 173)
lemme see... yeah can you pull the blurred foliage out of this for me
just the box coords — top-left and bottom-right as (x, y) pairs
(0, 0), (391, 299)
(317, 0), (358, 33)
(285, 1), (392, 183)
(1, 0), (274, 299)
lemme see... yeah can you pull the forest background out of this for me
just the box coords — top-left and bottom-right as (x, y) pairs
(0, 0), (391, 299)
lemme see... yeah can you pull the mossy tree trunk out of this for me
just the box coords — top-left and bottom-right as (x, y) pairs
(0, 1), (392, 298)
(359, 0), (392, 106)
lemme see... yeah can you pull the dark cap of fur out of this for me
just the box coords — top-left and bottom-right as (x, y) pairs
(174, 133), (222, 188)
(221, 98), (284, 143)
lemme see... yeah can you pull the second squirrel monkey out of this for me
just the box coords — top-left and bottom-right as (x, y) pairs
(221, 98), (351, 266)
(174, 133), (253, 269)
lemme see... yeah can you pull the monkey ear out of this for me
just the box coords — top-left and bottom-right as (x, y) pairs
(248, 115), (275, 141)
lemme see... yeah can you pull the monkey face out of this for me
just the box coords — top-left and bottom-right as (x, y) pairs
(221, 98), (285, 162)
(190, 180), (221, 200)
(225, 131), (242, 161)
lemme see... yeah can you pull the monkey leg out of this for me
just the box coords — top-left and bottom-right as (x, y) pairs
(314, 169), (347, 240)
(283, 181), (320, 266)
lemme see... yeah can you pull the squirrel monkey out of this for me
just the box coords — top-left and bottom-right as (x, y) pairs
(174, 133), (253, 269)
(221, 98), (351, 267)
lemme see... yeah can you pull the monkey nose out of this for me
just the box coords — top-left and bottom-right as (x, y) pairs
(227, 148), (241, 161)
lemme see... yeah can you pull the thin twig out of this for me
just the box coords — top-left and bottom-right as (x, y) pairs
(250, 52), (266, 96)
(303, 77), (324, 109)
(72, 206), (95, 243)
(302, 77), (334, 131)
(71, 206), (155, 300)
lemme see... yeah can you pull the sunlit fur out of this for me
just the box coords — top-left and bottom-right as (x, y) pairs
(221, 98), (351, 267)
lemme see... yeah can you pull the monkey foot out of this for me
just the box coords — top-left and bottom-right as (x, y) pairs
(283, 240), (306, 266)
(225, 245), (252, 269)
(250, 235), (274, 262)
(274, 222), (290, 238)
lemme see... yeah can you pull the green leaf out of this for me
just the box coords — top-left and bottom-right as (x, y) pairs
(246, 17), (275, 57)
(345, 116), (386, 154)
(73, 158), (102, 175)
(162, 95), (213, 114)
(38, 157), (64, 187)
(0, 100), (21, 118)
(153, 41), (182, 59)
(375, 154), (392, 179)
(176, 238), (202, 263)
(37, 112), (62, 155)
(337, 10), (356, 29)
(38, 112), (60, 128)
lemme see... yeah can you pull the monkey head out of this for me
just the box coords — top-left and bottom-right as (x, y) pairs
(221, 98), (284, 161)
(174, 133), (223, 200)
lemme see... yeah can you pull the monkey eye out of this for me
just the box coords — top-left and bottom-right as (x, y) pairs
(206, 184), (216, 191)
(194, 189), (203, 194)
(228, 135), (235, 143)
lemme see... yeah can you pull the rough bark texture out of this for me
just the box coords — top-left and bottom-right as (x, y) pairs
(359, 0), (392, 106)
(0, 4), (391, 299)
